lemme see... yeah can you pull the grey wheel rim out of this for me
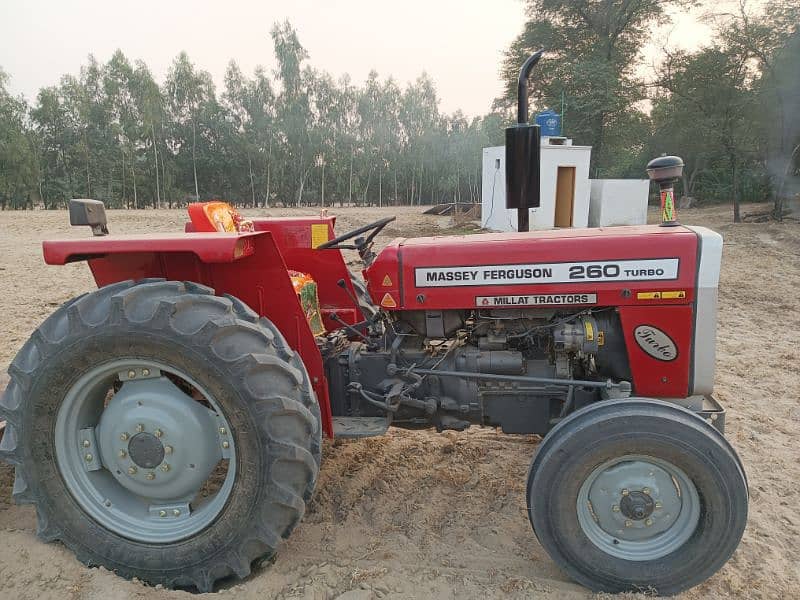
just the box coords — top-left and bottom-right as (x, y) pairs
(55, 359), (236, 544)
(576, 454), (700, 561)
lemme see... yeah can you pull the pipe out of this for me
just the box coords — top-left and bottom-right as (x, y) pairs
(517, 49), (545, 124)
(412, 368), (630, 391)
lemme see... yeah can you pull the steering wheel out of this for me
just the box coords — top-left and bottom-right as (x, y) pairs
(316, 216), (396, 252)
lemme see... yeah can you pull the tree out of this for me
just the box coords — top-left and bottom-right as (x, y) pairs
(0, 69), (37, 209)
(498, 0), (681, 176)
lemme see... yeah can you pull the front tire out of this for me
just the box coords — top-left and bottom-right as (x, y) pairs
(0, 279), (321, 591)
(526, 398), (748, 595)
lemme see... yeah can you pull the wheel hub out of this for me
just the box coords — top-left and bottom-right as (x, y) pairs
(128, 433), (165, 469)
(55, 359), (237, 544)
(577, 455), (701, 561)
(96, 373), (226, 501)
(619, 490), (654, 521)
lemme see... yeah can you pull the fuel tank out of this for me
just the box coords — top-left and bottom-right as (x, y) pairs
(363, 225), (723, 400)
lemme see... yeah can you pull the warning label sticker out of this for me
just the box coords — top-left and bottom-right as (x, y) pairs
(476, 293), (597, 307)
(415, 258), (679, 287)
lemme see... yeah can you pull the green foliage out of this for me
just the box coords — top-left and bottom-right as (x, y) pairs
(0, 23), (499, 210)
(0, 7), (796, 217)
(498, 0), (679, 176)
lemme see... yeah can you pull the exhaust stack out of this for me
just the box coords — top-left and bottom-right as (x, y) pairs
(505, 49), (544, 233)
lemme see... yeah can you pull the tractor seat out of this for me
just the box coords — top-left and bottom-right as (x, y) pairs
(188, 201), (254, 233)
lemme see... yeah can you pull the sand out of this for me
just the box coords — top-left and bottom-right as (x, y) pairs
(0, 204), (798, 599)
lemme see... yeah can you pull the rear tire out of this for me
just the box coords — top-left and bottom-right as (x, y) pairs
(526, 398), (747, 595)
(0, 279), (322, 591)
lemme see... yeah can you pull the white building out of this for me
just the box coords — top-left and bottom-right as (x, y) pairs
(481, 138), (592, 232)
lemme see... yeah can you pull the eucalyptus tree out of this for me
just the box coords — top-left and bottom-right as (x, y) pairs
(0, 69), (37, 209)
(165, 52), (215, 202)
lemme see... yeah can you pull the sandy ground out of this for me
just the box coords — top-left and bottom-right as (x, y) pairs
(0, 204), (798, 600)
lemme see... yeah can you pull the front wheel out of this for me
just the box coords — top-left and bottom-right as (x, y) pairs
(526, 398), (748, 596)
(0, 280), (321, 591)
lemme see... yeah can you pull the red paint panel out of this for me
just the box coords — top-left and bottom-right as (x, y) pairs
(43, 232), (261, 265)
(366, 225), (698, 311)
(618, 305), (694, 398)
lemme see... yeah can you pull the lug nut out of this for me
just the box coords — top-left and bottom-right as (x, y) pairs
(104, 500), (112, 507)
(625, 520), (632, 527)
(119, 449), (127, 458)
(642, 487), (651, 495)
(612, 505), (620, 512)
(161, 463), (170, 472)
(655, 501), (663, 509)
(84, 453), (93, 462)
(164, 445), (173, 455)
(142, 368), (150, 376)
(135, 424), (145, 433)
(222, 441), (230, 449)
(621, 489), (629, 496)
(173, 509), (181, 517)
(146, 472), (155, 481)
(128, 370), (136, 378)
(128, 466), (138, 475)
(154, 429), (163, 438)
(159, 510), (167, 517)
(645, 518), (653, 526)
(219, 427), (227, 435)
(120, 433), (129, 441)
(82, 439), (91, 448)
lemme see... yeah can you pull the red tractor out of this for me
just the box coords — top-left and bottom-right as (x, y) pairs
(0, 55), (747, 595)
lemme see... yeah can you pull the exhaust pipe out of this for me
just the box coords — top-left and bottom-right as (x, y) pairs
(506, 49), (544, 233)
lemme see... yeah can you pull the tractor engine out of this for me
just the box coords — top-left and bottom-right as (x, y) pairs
(324, 306), (631, 434)
(324, 219), (723, 436)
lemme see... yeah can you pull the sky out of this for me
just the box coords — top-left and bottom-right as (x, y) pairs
(0, 0), (718, 117)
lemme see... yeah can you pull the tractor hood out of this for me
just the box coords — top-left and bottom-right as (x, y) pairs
(364, 224), (711, 312)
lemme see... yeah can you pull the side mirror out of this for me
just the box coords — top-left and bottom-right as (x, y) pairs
(69, 199), (108, 236)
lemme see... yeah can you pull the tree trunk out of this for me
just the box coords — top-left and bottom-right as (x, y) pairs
(152, 123), (161, 209)
(731, 155), (741, 223)
(348, 147), (354, 206)
(265, 137), (272, 208)
(248, 154), (256, 207)
(191, 120), (199, 200)
(321, 156), (326, 207)
(131, 159), (138, 209)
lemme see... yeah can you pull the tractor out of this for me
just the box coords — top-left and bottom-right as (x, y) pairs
(0, 53), (747, 595)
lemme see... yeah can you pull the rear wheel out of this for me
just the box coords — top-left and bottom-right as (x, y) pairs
(526, 398), (748, 595)
(0, 280), (321, 591)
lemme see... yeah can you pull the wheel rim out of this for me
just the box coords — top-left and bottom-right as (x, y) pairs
(55, 359), (236, 543)
(576, 454), (700, 561)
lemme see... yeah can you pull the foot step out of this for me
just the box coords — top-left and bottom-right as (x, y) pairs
(332, 416), (389, 438)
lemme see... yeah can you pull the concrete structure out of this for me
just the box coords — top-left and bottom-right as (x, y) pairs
(588, 179), (651, 227)
(481, 138), (592, 231)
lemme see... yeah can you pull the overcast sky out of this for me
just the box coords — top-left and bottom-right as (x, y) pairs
(0, 0), (715, 117)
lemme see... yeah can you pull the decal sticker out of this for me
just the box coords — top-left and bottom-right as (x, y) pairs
(380, 292), (397, 308)
(311, 223), (329, 248)
(633, 325), (678, 361)
(476, 293), (597, 307)
(637, 290), (686, 300)
(415, 258), (680, 287)
(382, 274), (393, 286)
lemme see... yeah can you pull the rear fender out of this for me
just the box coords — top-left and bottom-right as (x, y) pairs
(42, 232), (334, 437)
